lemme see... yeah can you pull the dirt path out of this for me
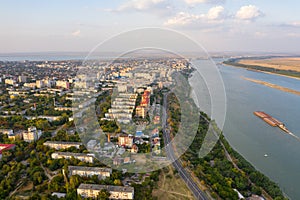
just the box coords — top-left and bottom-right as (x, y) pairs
(157, 189), (194, 199)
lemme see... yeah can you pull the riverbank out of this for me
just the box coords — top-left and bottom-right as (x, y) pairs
(168, 71), (287, 199)
(242, 76), (300, 96)
(223, 58), (300, 80)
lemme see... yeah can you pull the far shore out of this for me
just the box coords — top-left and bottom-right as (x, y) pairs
(223, 62), (300, 81)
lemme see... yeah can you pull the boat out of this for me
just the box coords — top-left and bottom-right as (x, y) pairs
(254, 111), (291, 133)
(264, 154), (268, 157)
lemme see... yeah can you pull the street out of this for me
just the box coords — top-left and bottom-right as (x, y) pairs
(162, 93), (208, 200)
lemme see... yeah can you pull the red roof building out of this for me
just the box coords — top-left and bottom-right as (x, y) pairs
(0, 144), (16, 160)
(140, 90), (151, 107)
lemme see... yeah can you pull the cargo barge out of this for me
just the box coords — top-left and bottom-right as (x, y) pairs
(254, 111), (291, 133)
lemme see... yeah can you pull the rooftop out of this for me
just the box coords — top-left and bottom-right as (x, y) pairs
(52, 152), (93, 157)
(0, 144), (16, 154)
(68, 166), (112, 173)
(44, 141), (82, 145)
(78, 184), (134, 193)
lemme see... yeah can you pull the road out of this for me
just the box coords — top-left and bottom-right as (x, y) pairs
(162, 93), (208, 200)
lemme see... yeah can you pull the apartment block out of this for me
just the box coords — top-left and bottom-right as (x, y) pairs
(44, 141), (82, 150)
(77, 184), (134, 199)
(68, 166), (112, 179)
(51, 152), (94, 163)
(23, 126), (42, 142)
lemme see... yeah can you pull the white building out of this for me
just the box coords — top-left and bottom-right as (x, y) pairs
(51, 152), (94, 163)
(36, 80), (45, 88)
(0, 129), (13, 135)
(77, 184), (134, 199)
(23, 126), (42, 142)
(5, 79), (16, 85)
(104, 93), (137, 123)
(68, 166), (112, 179)
(24, 82), (36, 88)
(43, 141), (82, 150)
(56, 80), (70, 89)
(117, 84), (127, 93)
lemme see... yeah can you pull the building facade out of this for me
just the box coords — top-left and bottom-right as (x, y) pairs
(51, 152), (94, 163)
(22, 126), (42, 142)
(68, 166), (112, 179)
(44, 141), (82, 150)
(118, 134), (133, 148)
(77, 184), (134, 199)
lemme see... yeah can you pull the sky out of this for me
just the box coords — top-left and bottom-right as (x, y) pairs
(1, 0), (300, 53)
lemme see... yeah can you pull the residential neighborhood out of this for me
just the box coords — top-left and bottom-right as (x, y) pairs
(0, 58), (191, 199)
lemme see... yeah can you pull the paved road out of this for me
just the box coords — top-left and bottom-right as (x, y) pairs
(162, 93), (208, 200)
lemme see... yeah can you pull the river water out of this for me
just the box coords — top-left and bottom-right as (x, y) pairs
(190, 59), (300, 199)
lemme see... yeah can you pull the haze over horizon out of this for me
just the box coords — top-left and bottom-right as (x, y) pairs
(1, 0), (300, 54)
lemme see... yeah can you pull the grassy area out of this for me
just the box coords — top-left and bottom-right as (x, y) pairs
(152, 166), (194, 200)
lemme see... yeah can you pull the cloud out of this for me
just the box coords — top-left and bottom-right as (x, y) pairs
(207, 6), (225, 20)
(71, 30), (81, 37)
(236, 5), (263, 21)
(184, 0), (225, 5)
(164, 6), (225, 27)
(164, 12), (203, 26)
(110, 0), (172, 16)
(117, 0), (164, 11)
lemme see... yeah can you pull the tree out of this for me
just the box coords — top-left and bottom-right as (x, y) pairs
(29, 192), (41, 200)
(49, 174), (65, 192)
(100, 120), (118, 133)
(35, 119), (50, 131)
(111, 171), (122, 180)
(97, 189), (110, 200)
(113, 179), (122, 186)
(33, 171), (45, 185)
(69, 175), (81, 190)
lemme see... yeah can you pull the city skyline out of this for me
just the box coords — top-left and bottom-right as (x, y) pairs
(1, 0), (300, 53)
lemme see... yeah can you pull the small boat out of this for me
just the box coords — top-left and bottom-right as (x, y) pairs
(264, 154), (268, 157)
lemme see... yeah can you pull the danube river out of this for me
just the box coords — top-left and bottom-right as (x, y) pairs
(190, 59), (300, 199)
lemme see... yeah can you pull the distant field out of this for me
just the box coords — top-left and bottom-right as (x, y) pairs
(223, 57), (300, 78)
(238, 57), (300, 72)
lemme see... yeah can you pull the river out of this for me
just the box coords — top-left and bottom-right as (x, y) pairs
(190, 59), (300, 199)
